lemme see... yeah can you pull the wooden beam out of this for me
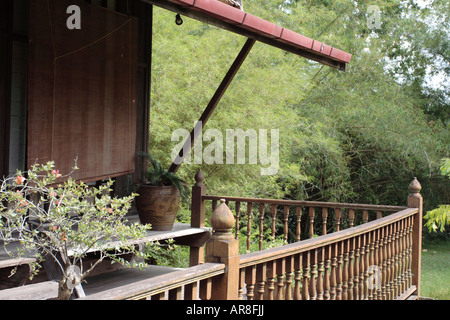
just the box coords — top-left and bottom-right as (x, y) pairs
(168, 37), (255, 173)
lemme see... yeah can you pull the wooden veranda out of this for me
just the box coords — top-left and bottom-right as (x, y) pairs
(0, 0), (424, 301)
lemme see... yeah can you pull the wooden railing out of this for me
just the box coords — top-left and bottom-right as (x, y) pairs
(81, 172), (423, 300)
(238, 207), (418, 300)
(81, 262), (226, 300)
(202, 195), (406, 250)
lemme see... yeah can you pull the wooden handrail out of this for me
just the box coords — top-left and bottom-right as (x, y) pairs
(239, 207), (418, 268)
(80, 263), (225, 300)
(202, 195), (407, 212)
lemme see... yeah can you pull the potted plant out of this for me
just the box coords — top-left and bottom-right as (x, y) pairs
(135, 152), (187, 231)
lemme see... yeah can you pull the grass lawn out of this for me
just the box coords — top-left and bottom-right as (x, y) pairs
(421, 239), (450, 300)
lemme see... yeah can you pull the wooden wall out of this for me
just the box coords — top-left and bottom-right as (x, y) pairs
(27, 0), (139, 182)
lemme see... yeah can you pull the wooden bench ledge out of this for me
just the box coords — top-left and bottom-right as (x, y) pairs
(0, 281), (59, 300)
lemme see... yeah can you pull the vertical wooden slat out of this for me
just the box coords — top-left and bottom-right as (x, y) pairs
(184, 282), (198, 300)
(168, 287), (182, 300)
(200, 278), (212, 300)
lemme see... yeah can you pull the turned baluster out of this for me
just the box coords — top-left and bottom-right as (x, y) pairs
(407, 216), (414, 289)
(398, 219), (406, 295)
(368, 231), (375, 300)
(316, 248), (324, 300)
(238, 268), (245, 300)
(363, 210), (369, 224)
(349, 209), (355, 228)
(323, 246), (331, 300)
(363, 233), (370, 299)
(386, 224), (393, 299)
(330, 245), (337, 300)
(373, 228), (380, 300)
(359, 234), (367, 299)
(342, 240), (350, 300)
(285, 256), (294, 300)
(271, 204), (277, 239)
(308, 207), (315, 238)
(246, 202), (252, 251)
(276, 258), (286, 300)
(283, 206), (289, 242)
(376, 210), (383, 219)
(353, 237), (360, 299)
(259, 203), (265, 251)
(294, 253), (302, 300)
(235, 202), (241, 239)
(322, 208), (328, 235)
(335, 208), (341, 232)
(256, 263), (267, 300)
(382, 226), (389, 300)
(296, 206), (302, 241)
(245, 266), (256, 300)
(336, 242), (344, 300)
(266, 261), (276, 300)
(302, 251), (310, 300)
(392, 222), (400, 298)
(347, 237), (355, 300)
(309, 250), (317, 300)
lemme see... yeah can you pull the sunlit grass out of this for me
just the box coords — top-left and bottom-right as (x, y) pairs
(421, 240), (450, 300)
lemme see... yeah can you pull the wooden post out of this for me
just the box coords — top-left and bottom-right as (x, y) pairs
(205, 199), (239, 300)
(190, 170), (206, 266)
(407, 177), (423, 296)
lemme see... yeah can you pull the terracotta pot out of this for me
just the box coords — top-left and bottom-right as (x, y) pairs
(135, 185), (180, 231)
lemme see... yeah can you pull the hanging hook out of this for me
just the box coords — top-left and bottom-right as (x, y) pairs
(175, 14), (183, 26)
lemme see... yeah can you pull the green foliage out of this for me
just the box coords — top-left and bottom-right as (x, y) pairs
(0, 162), (153, 299)
(149, 1), (449, 219)
(136, 152), (187, 196)
(424, 158), (450, 234)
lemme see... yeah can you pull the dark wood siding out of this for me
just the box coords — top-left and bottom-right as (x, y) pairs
(27, 0), (138, 182)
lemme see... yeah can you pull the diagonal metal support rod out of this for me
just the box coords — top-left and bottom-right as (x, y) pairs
(169, 37), (256, 173)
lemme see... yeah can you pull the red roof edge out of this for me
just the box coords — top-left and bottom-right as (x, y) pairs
(151, 0), (352, 68)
